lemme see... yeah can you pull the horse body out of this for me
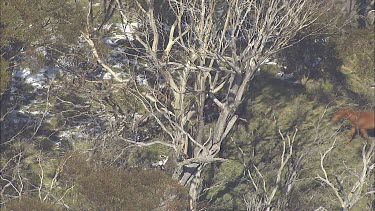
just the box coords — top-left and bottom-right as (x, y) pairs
(331, 108), (375, 144)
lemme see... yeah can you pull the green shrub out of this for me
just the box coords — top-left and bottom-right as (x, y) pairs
(5, 197), (61, 211)
(0, 57), (11, 97)
(337, 28), (374, 78)
(61, 154), (188, 210)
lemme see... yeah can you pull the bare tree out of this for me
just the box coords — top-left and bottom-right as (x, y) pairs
(83, 0), (332, 209)
(317, 139), (375, 210)
(242, 125), (303, 211)
(0, 146), (72, 209)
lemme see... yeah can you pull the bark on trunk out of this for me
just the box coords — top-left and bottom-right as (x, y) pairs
(189, 165), (204, 211)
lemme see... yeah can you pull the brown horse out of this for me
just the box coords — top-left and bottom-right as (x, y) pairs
(331, 108), (375, 144)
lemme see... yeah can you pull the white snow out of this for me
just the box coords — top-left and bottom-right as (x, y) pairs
(100, 72), (128, 80)
(12, 67), (31, 79)
(25, 73), (47, 89)
(275, 72), (294, 80)
(35, 46), (47, 57)
(101, 22), (138, 46)
(12, 66), (63, 90)
(102, 72), (113, 80)
(136, 74), (148, 86)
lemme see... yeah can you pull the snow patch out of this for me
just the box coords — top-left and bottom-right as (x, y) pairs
(101, 22), (139, 47)
(12, 66), (62, 90)
(275, 72), (298, 84)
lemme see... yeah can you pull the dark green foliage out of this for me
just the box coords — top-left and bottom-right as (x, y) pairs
(35, 137), (56, 151)
(280, 35), (344, 84)
(0, 0), (85, 95)
(0, 0), (85, 46)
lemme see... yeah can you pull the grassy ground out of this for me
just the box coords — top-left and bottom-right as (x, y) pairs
(205, 62), (374, 210)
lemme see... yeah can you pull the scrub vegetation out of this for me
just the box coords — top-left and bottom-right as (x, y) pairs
(1, 0), (374, 210)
